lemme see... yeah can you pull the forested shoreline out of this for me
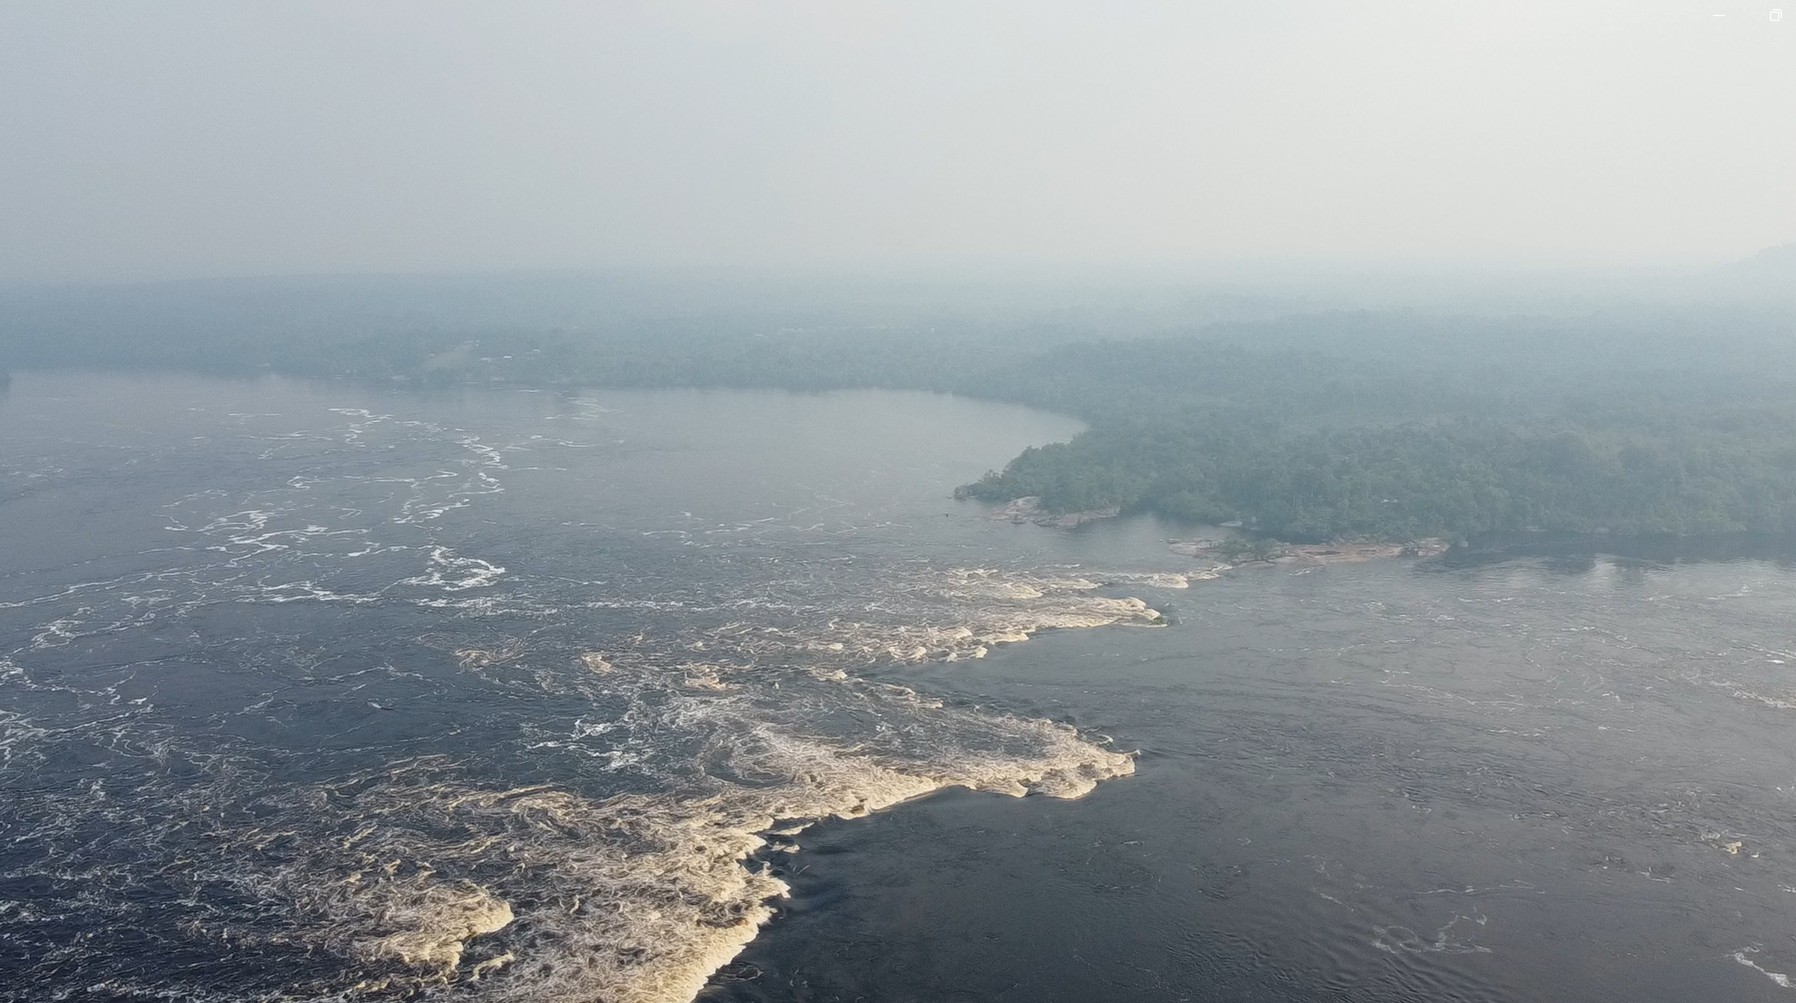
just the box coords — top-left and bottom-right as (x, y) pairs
(4, 272), (1795, 543)
(949, 320), (1796, 541)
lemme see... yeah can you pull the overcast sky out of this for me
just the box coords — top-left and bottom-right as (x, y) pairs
(0, 1), (1789, 282)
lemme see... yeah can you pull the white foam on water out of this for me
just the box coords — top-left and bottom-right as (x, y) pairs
(248, 581), (383, 605)
(455, 639), (529, 671)
(1733, 947), (1796, 988)
(402, 547), (507, 592)
(718, 568), (1164, 668)
(37, 708), (1122, 1002)
(1105, 571), (1195, 589)
(0, 702), (49, 770)
(458, 435), (510, 469)
(0, 572), (161, 611)
(396, 473), (473, 524)
(214, 565), (1149, 1002)
(3, 492), (1159, 1003)
(1370, 911), (1492, 956)
(431, 567), (1151, 1001)
(404, 694), (1134, 1003)
(769, 593), (1161, 665)
(1701, 830), (1749, 856)
(1713, 678), (1796, 711)
(29, 610), (90, 649)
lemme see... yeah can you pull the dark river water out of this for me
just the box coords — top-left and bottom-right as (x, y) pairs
(3, 373), (1795, 1002)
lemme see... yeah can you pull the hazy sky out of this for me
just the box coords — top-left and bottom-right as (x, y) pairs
(0, 1), (1790, 281)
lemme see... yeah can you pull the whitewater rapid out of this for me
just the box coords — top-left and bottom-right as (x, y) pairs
(0, 374), (1171, 1003)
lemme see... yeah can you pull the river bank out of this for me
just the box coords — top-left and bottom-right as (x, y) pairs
(989, 495), (1121, 529)
(1168, 536), (1451, 569)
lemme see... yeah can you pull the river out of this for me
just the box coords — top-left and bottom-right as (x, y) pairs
(2, 373), (1793, 1002)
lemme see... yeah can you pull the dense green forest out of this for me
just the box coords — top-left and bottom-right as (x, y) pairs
(3, 270), (1795, 542)
(950, 328), (1796, 540)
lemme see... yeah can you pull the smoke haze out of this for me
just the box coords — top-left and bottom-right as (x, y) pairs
(0, 1), (1789, 281)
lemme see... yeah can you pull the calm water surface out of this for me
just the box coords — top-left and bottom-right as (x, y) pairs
(3, 373), (1794, 1002)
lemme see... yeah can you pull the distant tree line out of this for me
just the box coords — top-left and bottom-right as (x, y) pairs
(950, 322), (1796, 540)
(4, 278), (1795, 541)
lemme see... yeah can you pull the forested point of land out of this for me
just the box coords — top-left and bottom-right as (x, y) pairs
(3, 270), (1795, 542)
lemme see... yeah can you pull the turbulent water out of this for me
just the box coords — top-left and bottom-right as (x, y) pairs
(0, 374), (1162, 1003)
(7, 374), (1796, 1003)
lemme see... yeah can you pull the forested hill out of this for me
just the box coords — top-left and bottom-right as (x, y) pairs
(949, 316), (1796, 541)
(4, 273), (1796, 542)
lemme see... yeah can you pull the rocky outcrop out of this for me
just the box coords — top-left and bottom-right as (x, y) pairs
(990, 496), (1120, 529)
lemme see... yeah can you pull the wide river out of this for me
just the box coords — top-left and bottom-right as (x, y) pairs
(3, 373), (1794, 1002)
